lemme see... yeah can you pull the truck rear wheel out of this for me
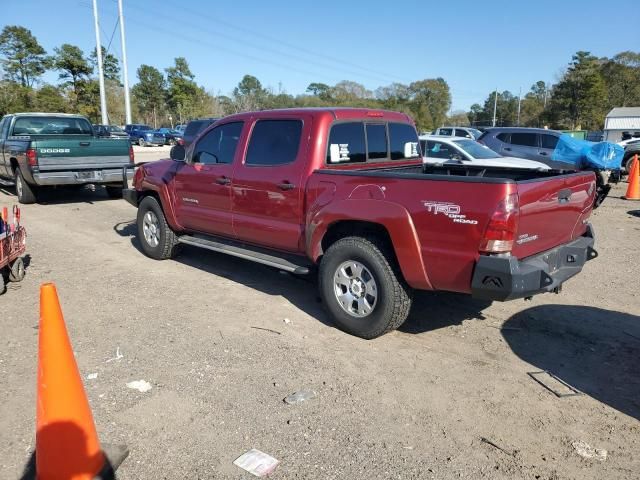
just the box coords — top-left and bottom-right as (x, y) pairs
(319, 236), (413, 339)
(137, 196), (179, 260)
(14, 168), (37, 204)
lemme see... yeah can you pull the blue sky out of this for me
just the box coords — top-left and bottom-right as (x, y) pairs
(2, 0), (639, 111)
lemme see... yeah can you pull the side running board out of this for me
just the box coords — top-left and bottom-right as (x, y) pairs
(178, 234), (311, 275)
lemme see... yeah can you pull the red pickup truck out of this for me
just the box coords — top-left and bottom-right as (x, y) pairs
(123, 108), (598, 338)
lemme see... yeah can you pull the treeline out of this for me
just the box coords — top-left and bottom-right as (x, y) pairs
(1, 25), (639, 132)
(467, 51), (640, 130)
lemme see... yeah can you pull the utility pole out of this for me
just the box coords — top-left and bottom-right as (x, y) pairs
(517, 87), (522, 126)
(492, 88), (498, 127)
(118, 0), (132, 125)
(92, 0), (108, 124)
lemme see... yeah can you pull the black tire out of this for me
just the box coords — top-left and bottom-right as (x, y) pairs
(105, 186), (123, 199)
(136, 196), (179, 260)
(14, 168), (37, 204)
(625, 154), (638, 174)
(9, 257), (25, 282)
(0, 276), (6, 295)
(138, 137), (146, 147)
(319, 236), (413, 339)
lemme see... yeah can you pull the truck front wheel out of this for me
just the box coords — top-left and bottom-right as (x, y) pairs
(14, 169), (37, 204)
(136, 196), (179, 260)
(319, 236), (413, 339)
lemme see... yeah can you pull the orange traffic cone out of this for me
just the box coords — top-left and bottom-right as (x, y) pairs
(34, 283), (128, 480)
(624, 154), (640, 201)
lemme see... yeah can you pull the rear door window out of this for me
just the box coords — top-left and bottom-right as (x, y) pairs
(366, 123), (387, 160)
(496, 132), (510, 142)
(192, 122), (243, 165)
(437, 128), (453, 136)
(327, 122), (366, 164)
(389, 123), (420, 160)
(541, 134), (559, 149)
(245, 119), (303, 166)
(454, 128), (472, 139)
(510, 132), (537, 147)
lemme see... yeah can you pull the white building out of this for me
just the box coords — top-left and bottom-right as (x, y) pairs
(604, 107), (640, 142)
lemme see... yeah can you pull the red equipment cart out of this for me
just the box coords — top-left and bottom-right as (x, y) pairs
(0, 206), (26, 295)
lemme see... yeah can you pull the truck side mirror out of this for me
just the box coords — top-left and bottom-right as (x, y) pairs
(170, 145), (185, 161)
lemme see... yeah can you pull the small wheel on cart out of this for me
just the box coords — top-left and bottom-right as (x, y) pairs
(9, 257), (25, 282)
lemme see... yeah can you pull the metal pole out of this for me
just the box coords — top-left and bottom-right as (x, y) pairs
(517, 87), (522, 126)
(118, 0), (132, 125)
(492, 88), (498, 127)
(92, 0), (108, 124)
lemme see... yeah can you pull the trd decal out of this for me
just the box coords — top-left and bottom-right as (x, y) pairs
(422, 201), (478, 225)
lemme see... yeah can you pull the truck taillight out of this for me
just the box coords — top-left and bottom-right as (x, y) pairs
(479, 193), (519, 254)
(26, 148), (37, 166)
(129, 145), (135, 164)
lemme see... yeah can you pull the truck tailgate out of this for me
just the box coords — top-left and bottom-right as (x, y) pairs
(34, 137), (130, 171)
(512, 171), (595, 259)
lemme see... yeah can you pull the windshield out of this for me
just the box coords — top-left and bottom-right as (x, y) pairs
(137, 125), (152, 131)
(453, 139), (501, 159)
(107, 125), (125, 133)
(469, 128), (483, 139)
(12, 116), (93, 135)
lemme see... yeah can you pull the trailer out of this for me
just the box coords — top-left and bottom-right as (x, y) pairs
(0, 206), (26, 295)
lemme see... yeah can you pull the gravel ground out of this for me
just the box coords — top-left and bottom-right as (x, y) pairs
(0, 182), (638, 479)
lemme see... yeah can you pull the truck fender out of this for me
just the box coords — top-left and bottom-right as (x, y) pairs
(139, 178), (182, 233)
(307, 198), (433, 290)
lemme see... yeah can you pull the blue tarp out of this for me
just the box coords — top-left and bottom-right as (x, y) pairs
(552, 134), (623, 170)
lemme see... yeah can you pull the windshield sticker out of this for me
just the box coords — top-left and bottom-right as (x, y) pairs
(330, 143), (351, 163)
(422, 201), (478, 225)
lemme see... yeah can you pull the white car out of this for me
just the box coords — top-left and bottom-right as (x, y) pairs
(419, 135), (550, 170)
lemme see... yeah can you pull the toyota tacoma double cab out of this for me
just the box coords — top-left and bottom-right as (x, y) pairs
(0, 113), (134, 203)
(123, 108), (598, 339)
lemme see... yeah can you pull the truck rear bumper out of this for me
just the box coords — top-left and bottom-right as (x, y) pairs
(33, 167), (134, 186)
(471, 225), (597, 301)
(123, 188), (138, 207)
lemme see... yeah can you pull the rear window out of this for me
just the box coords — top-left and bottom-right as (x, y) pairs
(327, 122), (366, 164)
(541, 134), (559, 149)
(366, 124), (387, 160)
(389, 123), (420, 160)
(12, 116), (93, 135)
(246, 119), (303, 166)
(510, 132), (537, 147)
(437, 128), (453, 136)
(184, 120), (207, 137)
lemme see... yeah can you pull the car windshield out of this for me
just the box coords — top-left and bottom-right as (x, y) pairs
(13, 116), (93, 135)
(137, 125), (151, 131)
(453, 139), (501, 159)
(469, 128), (483, 139)
(107, 125), (125, 133)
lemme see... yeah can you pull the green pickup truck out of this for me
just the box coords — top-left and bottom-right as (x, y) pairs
(0, 113), (134, 203)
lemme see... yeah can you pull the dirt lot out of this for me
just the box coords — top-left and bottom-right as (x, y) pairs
(133, 144), (172, 164)
(0, 182), (638, 479)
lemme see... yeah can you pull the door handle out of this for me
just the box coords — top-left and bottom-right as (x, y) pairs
(277, 181), (295, 191)
(540, 151), (548, 156)
(79, 142), (90, 146)
(215, 176), (231, 185)
(504, 147), (512, 151)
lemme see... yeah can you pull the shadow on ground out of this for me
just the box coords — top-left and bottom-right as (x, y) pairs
(114, 219), (494, 334)
(503, 304), (640, 420)
(627, 209), (640, 218)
